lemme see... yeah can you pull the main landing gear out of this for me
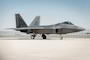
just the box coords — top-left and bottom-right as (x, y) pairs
(31, 34), (63, 40)
(31, 34), (47, 39)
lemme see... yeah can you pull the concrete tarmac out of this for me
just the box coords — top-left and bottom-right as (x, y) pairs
(0, 38), (90, 60)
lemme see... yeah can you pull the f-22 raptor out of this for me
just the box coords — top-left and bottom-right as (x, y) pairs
(11, 14), (85, 39)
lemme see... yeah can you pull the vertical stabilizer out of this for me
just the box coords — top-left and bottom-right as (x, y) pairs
(30, 16), (40, 26)
(15, 14), (27, 28)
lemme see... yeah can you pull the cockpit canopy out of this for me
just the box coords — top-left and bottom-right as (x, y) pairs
(62, 21), (74, 25)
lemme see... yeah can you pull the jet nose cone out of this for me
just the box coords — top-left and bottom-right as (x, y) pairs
(78, 27), (85, 31)
(82, 28), (85, 31)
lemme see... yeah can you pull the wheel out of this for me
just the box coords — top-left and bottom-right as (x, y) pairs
(60, 34), (63, 40)
(31, 34), (36, 39)
(42, 34), (47, 39)
(61, 36), (63, 40)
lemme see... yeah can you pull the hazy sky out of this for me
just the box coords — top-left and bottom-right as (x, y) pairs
(0, 0), (90, 29)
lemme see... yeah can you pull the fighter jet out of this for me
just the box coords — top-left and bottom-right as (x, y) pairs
(11, 14), (85, 39)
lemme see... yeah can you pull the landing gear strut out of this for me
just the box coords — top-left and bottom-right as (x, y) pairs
(42, 34), (47, 39)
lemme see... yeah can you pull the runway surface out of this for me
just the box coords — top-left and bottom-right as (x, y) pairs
(0, 38), (90, 60)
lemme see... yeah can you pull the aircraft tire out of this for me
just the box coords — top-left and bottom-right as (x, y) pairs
(42, 34), (46, 39)
(32, 35), (35, 39)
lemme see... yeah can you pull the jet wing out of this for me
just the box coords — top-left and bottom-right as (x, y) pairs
(9, 26), (59, 30)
